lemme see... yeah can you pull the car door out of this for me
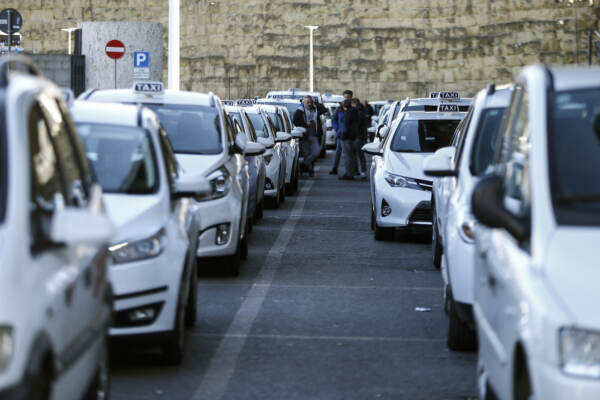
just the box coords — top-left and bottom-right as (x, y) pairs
(477, 85), (532, 397)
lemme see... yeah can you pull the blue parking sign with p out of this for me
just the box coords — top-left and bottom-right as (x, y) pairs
(134, 52), (149, 68)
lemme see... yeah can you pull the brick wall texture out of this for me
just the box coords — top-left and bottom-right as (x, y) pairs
(6, 0), (600, 100)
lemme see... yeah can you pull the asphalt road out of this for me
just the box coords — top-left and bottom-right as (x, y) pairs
(110, 151), (478, 400)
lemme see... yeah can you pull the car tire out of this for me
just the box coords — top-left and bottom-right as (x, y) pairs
(83, 338), (110, 400)
(161, 299), (185, 365)
(432, 215), (443, 269)
(447, 296), (477, 351)
(240, 222), (249, 261)
(514, 364), (533, 400)
(370, 207), (375, 231)
(374, 223), (393, 241)
(255, 199), (264, 220)
(292, 162), (299, 193)
(184, 255), (198, 327)
(225, 238), (242, 276)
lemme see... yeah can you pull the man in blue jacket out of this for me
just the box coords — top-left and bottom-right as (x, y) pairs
(331, 99), (360, 180)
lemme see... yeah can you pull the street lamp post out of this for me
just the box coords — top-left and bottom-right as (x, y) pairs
(61, 28), (78, 55)
(304, 25), (318, 92)
(168, 0), (180, 90)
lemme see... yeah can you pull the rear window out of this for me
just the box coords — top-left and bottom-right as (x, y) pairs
(390, 119), (460, 153)
(144, 104), (222, 155)
(470, 108), (505, 175)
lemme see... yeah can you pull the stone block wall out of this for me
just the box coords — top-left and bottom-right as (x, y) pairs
(7, 0), (600, 100)
(29, 53), (71, 88)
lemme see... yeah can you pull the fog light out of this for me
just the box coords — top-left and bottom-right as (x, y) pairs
(265, 179), (274, 190)
(129, 308), (156, 322)
(216, 223), (231, 245)
(381, 199), (392, 217)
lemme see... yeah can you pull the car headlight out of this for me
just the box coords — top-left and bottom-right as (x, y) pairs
(560, 327), (600, 378)
(383, 171), (421, 190)
(0, 326), (14, 372)
(203, 166), (232, 200)
(109, 228), (167, 264)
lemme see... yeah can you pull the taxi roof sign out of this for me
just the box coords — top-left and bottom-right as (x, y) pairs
(429, 91), (460, 100)
(235, 99), (256, 106)
(221, 100), (235, 106)
(133, 81), (164, 95)
(438, 104), (459, 112)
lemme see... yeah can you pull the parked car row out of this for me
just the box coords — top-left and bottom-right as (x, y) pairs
(363, 65), (600, 400)
(0, 57), (313, 399)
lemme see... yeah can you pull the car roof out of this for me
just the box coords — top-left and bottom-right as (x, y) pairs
(71, 101), (141, 126)
(402, 111), (466, 121)
(546, 66), (600, 91)
(479, 84), (514, 109)
(256, 97), (303, 105)
(401, 97), (472, 112)
(82, 88), (215, 106)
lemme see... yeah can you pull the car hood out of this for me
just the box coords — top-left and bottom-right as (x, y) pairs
(103, 194), (165, 243)
(175, 154), (223, 177)
(385, 151), (432, 181)
(544, 227), (600, 327)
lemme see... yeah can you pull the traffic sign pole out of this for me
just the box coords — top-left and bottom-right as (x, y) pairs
(114, 59), (117, 88)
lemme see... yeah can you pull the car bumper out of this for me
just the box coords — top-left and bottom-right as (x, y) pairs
(194, 193), (241, 258)
(530, 359), (600, 399)
(109, 249), (186, 337)
(444, 230), (475, 306)
(374, 183), (432, 229)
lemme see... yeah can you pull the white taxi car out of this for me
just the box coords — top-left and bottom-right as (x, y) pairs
(0, 58), (114, 399)
(423, 85), (512, 351)
(81, 82), (256, 276)
(363, 92), (469, 240)
(71, 101), (210, 364)
(244, 105), (289, 208)
(257, 104), (302, 195)
(471, 66), (600, 400)
(324, 102), (340, 149)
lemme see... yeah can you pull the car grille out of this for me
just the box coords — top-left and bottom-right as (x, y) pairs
(415, 179), (433, 191)
(409, 201), (432, 224)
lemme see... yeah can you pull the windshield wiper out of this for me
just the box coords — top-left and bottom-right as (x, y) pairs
(556, 194), (600, 204)
(393, 149), (420, 153)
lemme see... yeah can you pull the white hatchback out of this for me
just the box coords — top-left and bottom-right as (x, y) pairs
(471, 65), (600, 400)
(0, 59), (114, 399)
(72, 101), (210, 364)
(81, 82), (257, 276)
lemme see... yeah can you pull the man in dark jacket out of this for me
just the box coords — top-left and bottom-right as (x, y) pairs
(293, 95), (327, 176)
(332, 99), (360, 180)
(352, 98), (369, 179)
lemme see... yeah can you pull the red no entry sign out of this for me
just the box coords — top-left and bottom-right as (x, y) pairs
(105, 39), (125, 59)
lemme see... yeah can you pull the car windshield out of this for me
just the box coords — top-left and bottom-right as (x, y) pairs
(77, 123), (158, 194)
(470, 108), (505, 175)
(548, 88), (600, 215)
(268, 111), (286, 133)
(144, 104), (222, 155)
(390, 119), (460, 153)
(247, 112), (271, 139)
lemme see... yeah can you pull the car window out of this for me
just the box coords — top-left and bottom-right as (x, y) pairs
(29, 102), (66, 251)
(144, 104), (222, 155)
(0, 95), (6, 224)
(390, 119), (460, 153)
(451, 107), (474, 170)
(470, 108), (505, 176)
(548, 87), (600, 225)
(268, 111), (286, 133)
(39, 94), (88, 207)
(224, 114), (236, 145)
(281, 111), (292, 131)
(247, 112), (270, 139)
(264, 114), (278, 139)
(77, 123), (159, 194)
(157, 126), (178, 191)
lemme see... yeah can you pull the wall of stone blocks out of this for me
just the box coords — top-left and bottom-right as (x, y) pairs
(7, 0), (600, 100)
(29, 54), (71, 88)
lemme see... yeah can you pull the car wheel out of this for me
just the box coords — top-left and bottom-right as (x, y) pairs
(83, 338), (110, 400)
(432, 216), (443, 269)
(447, 296), (477, 351)
(370, 207), (375, 231)
(225, 238), (242, 276)
(161, 299), (185, 365)
(240, 222), (249, 261)
(255, 199), (264, 220)
(374, 223), (393, 241)
(514, 364), (533, 400)
(23, 351), (52, 400)
(279, 176), (286, 203)
(184, 255), (198, 327)
(292, 163), (299, 193)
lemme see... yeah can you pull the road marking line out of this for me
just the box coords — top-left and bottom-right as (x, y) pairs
(192, 332), (445, 343)
(191, 171), (317, 400)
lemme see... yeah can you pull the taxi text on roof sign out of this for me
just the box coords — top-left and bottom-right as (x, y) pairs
(221, 100), (235, 106)
(235, 99), (256, 106)
(429, 91), (460, 100)
(438, 104), (459, 112)
(133, 81), (164, 95)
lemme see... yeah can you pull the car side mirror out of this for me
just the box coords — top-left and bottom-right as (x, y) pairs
(233, 132), (247, 154)
(49, 207), (114, 246)
(471, 174), (530, 242)
(276, 132), (292, 142)
(173, 174), (212, 199)
(257, 137), (275, 149)
(291, 127), (306, 139)
(245, 141), (266, 156)
(424, 146), (457, 177)
(362, 142), (383, 156)
(367, 126), (377, 134)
